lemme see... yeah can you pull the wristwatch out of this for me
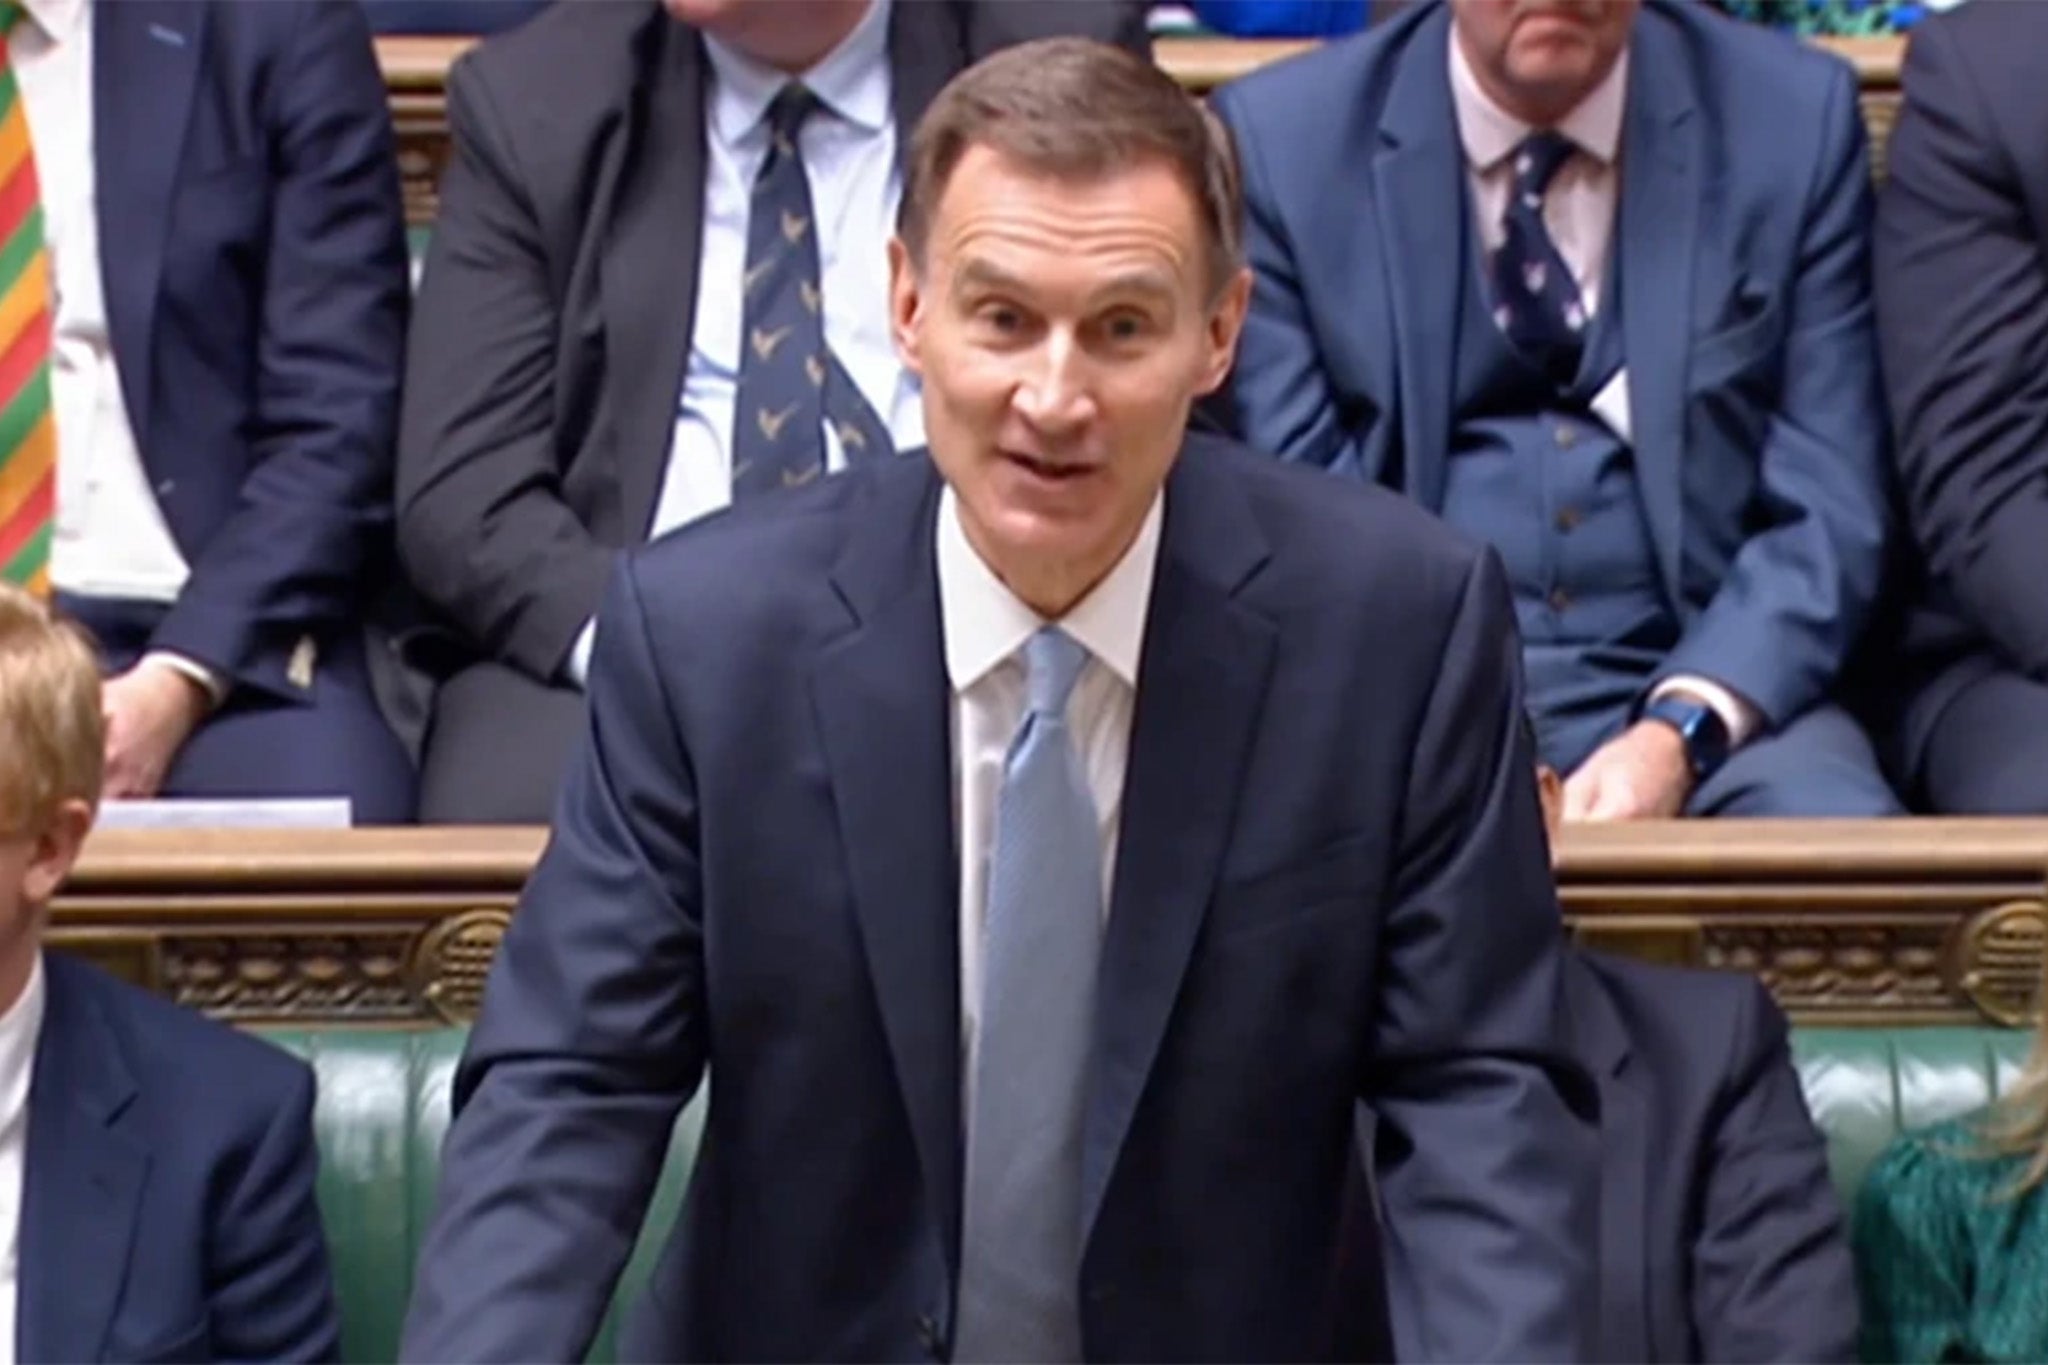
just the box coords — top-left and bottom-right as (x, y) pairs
(1640, 694), (1731, 782)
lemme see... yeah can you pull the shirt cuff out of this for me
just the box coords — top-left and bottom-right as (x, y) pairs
(565, 619), (598, 690)
(1650, 674), (1761, 750)
(142, 650), (228, 710)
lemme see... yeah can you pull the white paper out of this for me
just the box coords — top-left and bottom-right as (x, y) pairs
(96, 798), (353, 830)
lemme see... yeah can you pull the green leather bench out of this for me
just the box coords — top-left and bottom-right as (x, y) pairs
(263, 1024), (2032, 1364)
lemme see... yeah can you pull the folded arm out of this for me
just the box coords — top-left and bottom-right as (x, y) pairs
(396, 56), (617, 684)
(1657, 63), (1891, 727)
(154, 0), (409, 696)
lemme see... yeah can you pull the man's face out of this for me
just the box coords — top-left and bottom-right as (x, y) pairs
(1451, 0), (1639, 121)
(662, 0), (870, 72)
(889, 146), (1249, 612)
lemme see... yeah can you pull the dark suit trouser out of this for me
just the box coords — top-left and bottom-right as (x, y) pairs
(417, 659), (585, 824)
(1900, 662), (2048, 814)
(62, 594), (418, 823)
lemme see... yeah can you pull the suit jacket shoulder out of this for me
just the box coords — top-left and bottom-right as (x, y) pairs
(1905, 0), (2048, 198)
(45, 951), (313, 1121)
(442, 0), (669, 192)
(1572, 948), (1781, 1084)
(1187, 430), (1496, 600)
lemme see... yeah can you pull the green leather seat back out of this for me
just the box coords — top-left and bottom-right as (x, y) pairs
(259, 1022), (2038, 1364)
(1793, 1027), (2031, 1209)
(261, 1028), (702, 1365)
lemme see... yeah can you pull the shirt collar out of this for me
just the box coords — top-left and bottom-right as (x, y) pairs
(1447, 27), (1628, 173)
(937, 484), (1162, 695)
(13, 0), (83, 43)
(0, 951), (44, 1130)
(703, 0), (893, 150)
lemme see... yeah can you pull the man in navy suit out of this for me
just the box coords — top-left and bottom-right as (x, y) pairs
(1214, 0), (1900, 819)
(0, 582), (338, 1361)
(10, 0), (412, 820)
(403, 37), (1595, 1363)
(1563, 948), (1858, 1361)
(1865, 2), (2048, 813)
(1522, 764), (1858, 1360)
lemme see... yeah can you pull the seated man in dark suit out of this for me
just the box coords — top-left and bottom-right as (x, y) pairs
(0, 583), (338, 1361)
(401, 38), (1596, 1362)
(1867, 2), (2048, 813)
(0, 0), (415, 820)
(396, 0), (1152, 823)
(1214, 0), (1901, 819)
(1529, 761), (1859, 1361)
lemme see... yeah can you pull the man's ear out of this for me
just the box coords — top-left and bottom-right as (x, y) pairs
(888, 236), (925, 377)
(1195, 265), (1252, 398)
(21, 797), (93, 906)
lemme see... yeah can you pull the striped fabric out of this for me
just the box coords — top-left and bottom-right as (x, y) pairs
(0, 8), (53, 597)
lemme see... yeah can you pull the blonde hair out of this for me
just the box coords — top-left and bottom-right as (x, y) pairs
(0, 583), (104, 834)
(1977, 945), (2048, 1197)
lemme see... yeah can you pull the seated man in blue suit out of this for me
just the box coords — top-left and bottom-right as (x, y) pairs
(401, 37), (1596, 1363)
(1213, 0), (1900, 819)
(0, 582), (338, 1361)
(1, 0), (413, 820)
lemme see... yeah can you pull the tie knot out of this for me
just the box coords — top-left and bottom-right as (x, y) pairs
(765, 83), (821, 143)
(1511, 131), (1577, 198)
(1023, 627), (1087, 719)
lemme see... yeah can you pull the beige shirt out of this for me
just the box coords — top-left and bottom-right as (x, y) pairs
(937, 486), (1160, 1078)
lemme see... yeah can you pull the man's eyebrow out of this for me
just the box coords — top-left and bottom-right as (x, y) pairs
(950, 260), (1181, 307)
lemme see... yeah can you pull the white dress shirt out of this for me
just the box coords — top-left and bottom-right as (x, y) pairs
(568, 0), (924, 684)
(938, 486), (1161, 1072)
(13, 0), (190, 605)
(0, 953), (47, 1365)
(1448, 35), (1758, 746)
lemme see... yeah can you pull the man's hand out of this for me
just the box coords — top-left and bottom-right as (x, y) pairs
(102, 659), (213, 799)
(1561, 720), (1694, 822)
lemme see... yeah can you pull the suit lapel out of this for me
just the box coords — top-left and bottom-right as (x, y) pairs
(885, 0), (966, 174)
(1616, 16), (1699, 602)
(93, 0), (206, 452)
(606, 16), (711, 539)
(1570, 960), (1649, 1365)
(813, 461), (963, 1272)
(16, 958), (147, 1365)
(1371, 9), (1465, 511)
(1081, 444), (1278, 1245)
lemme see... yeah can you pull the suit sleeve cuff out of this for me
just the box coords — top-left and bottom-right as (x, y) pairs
(1650, 675), (1761, 749)
(142, 650), (229, 711)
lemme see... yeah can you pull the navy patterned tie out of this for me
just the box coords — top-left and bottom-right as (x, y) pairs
(1490, 130), (1586, 386)
(730, 84), (895, 500)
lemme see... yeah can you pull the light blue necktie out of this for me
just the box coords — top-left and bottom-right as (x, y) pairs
(954, 627), (1100, 1364)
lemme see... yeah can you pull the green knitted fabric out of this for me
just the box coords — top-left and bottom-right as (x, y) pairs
(1854, 1115), (2048, 1364)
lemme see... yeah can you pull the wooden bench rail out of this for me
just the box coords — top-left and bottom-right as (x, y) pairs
(47, 818), (2044, 1029)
